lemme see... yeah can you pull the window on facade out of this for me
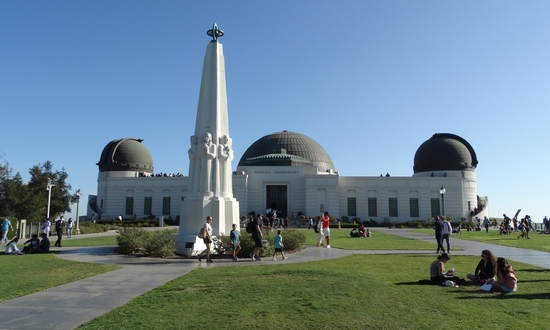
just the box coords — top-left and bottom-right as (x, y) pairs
(389, 198), (398, 217)
(431, 198), (441, 217)
(125, 197), (134, 216)
(162, 197), (171, 216)
(409, 198), (419, 217)
(320, 204), (324, 213)
(347, 197), (357, 217)
(100, 199), (104, 209)
(144, 197), (152, 216)
(368, 198), (377, 217)
(468, 201), (471, 211)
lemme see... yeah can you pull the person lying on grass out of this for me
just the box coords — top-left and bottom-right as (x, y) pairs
(430, 253), (460, 285)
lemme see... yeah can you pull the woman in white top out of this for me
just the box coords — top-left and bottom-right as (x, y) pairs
(5, 237), (24, 255)
(43, 219), (51, 235)
(67, 218), (74, 238)
(198, 216), (213, 263)
(316, 215), (325, 247)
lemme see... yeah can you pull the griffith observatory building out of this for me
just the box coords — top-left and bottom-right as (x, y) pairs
(86, 25), (489, 229)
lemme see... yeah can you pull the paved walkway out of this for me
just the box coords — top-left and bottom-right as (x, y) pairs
(1, 228), (549, 330)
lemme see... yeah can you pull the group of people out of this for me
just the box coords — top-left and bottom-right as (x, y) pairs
(350, 225), (371, 238)
(433, 216), (453, 254)
(196, 214), (288, 263)
(430, 250), (518, 293)
(314, 212), (331, 248)
(4, 233), (51, 255)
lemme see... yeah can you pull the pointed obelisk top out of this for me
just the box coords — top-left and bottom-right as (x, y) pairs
(206, 23), (224, 42)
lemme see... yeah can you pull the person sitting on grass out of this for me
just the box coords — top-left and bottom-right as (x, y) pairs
(366, 228), (371, 237)
(430, 253), (460, 285)
(488, 257), (517, 293)
(467, 250), (496, 284)
(22, 234), (40, 253)
(350, 227), (360, 238)
(5, 237), (24, 255)
(31, 233), (50, 253)
(358, 225), (367, 237)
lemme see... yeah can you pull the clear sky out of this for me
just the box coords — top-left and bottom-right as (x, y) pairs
(2, 1), (549, 222)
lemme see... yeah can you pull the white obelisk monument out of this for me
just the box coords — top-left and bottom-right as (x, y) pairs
(176, 24), (240, 256)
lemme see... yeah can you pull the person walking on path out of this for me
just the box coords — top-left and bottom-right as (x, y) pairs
(54, 217), (65, 247)
(230, 223), (241, 261)
(250, 214), (264, 261)
(1, 217), (13, 243)
(43, 219), (51, 236)
(67, 218), (74, 238)
(483, 216), (491, 234)
(322, 212), (331, 248)
(315, 216), (324, 247)
(434, 216), (446, 253)
(442, 218), (453, 254)
(197, 216), (214, 263)
(308, 217), (313, 230)
(272, 230), (287, 261)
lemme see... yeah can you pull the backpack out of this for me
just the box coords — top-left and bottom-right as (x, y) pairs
(246, 220), (255, 234)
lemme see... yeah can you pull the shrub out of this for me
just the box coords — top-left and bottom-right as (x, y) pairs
(215, 228), (306, 258)
(116, 227), (149, 255)
(79, 222), (110, 234)
(341, 216), (350, 223)
(144, 231), (175, 257)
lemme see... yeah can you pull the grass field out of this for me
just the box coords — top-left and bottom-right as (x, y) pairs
(0, 254), (119, 303)
(413, 228), (550, 252)
(78, 254), (550, 330)
(303, 228), (438, 250)
(57, 235), (118, 247)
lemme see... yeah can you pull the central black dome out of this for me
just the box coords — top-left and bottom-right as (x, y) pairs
(238, 131), (335, 172)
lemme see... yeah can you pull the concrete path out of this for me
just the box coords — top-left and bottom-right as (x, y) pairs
(1, 228), (549, 330)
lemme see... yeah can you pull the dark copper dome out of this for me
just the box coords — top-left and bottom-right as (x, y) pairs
(238, 131), (335, 172)
(414, 133), (477, 173)
(97, 138), (154, 173)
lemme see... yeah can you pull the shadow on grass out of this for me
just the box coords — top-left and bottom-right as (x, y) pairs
(395, 280), (478, 287)
(519, 269), (550, 273)
(455, 292), (550, 300)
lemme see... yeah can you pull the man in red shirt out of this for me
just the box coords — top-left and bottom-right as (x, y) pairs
(322, 212), (331, 248)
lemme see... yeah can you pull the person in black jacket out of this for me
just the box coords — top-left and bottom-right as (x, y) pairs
(434, 216), (446, 254)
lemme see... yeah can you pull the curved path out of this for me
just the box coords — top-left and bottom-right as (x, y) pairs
(1, 228), (548, 330)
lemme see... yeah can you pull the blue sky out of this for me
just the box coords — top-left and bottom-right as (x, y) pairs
(2, 1), (549, 222)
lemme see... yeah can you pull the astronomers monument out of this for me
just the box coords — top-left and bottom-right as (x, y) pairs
(175, 24), (240, 256)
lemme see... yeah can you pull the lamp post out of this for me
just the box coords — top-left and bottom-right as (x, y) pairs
(440, 186), (446, 217)
(46, 178), (55, 220)
(75, 189), (82, 234)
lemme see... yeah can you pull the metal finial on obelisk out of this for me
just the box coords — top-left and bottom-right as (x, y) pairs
(207, 23), (224, 42)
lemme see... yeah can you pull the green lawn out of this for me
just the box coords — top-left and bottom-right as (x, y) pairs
(413, 229), (550, 252)
(59, 235), (118, 247)
(0, 253), (119, 303)
(79, 254), (550, 330)
(303, 228), (437, 250)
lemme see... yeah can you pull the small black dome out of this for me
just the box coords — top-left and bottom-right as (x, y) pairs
(238, 131), (335, 172)
(97, 138), (154, 173)
(413, 133), (478, 173)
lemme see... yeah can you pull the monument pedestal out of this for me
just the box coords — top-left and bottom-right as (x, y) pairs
(175, 196), (239, 256)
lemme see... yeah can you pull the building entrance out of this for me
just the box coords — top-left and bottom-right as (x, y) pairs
(266, 185), (288, 218)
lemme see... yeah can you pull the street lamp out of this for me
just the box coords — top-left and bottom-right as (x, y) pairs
(440, 186), (446, 217)
(75, 189), (82, 234)
(46, 178), (55, 220)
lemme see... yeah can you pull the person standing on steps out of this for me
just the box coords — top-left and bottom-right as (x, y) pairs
(197, 216), (214, 263)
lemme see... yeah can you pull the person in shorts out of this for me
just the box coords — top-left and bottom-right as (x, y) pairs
(230, 223), (241, 261)
(272, 230), (287, 261)
(197, 216), (213, 263)
(322, 212), (331, 248)
(250, 214), (263, 261)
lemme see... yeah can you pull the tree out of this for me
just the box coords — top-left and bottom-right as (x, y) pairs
(0, 161), (75, 221)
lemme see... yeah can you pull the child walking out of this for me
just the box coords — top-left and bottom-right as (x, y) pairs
(230, 223), (241, 261)
(272, 230), (287, 261)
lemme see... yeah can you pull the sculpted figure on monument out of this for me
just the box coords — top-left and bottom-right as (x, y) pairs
(218, 135), (234, 196)
(188, 135), (199, 195)
(199, 132), (217, 193)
